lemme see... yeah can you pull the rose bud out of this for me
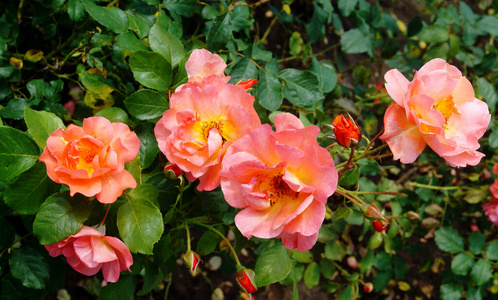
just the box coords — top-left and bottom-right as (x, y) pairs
(236, 267), (258, 295)
(364, 282), (374, 293)
(183, 251), (202, 276)
(237, 79), (258, 90)
(164, 162), (183, 179)
(332, 114), (361, 148)
(372, 220), (388, 232)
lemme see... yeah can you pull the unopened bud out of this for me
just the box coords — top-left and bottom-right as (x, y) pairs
(362, 204), (387, 222)
(164, 162), (183, 179)
(236, 268), (258, 294)
(364, 282), (373, 293)
(372, 220), (388, 232)
(183, 251), (201, 276)
(471, 224), (479, 232)
(347, 256), (358, 269)
(237, 79), (258, 90)
(407, 211), (420, 220)
(331, 114), (361, 148)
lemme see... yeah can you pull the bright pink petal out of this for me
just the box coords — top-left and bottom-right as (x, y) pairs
(185, 49), (228, 82)
(280, 231), (319, 251)
(91, 237), (118, 264)
(274, 113), (305, 131)
(384, 69), (410, 106)
(234, 206), (284, 239)
(101, 260), (121, 283)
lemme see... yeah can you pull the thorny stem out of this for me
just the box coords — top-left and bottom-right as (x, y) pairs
(190, 221), (241, 266)
(409, 182), (464, 191)
(98, 204), (111, 227)
(336, 186), (366, 207)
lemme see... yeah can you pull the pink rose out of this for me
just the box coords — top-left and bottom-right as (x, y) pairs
(185, 49), (230, 83)
(483, 198), (498, 226)
(380, 59), (490, 167)
(154, 75), (261, 191)
(39, 117), (140, 204)
(490, 164), (498, 198)
(45, 226), (133, 283)
(219, 113), (338, 251)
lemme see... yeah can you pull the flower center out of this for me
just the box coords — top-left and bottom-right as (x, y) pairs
(75, 139), (101, 176)
(432, 96), (459, 125)
(266, 174), (299, 207)
(201, 120), (226, 142)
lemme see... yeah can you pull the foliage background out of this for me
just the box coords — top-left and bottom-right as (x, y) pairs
(1, 0), (498, 299)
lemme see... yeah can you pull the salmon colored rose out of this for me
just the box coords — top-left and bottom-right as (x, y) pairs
(45, 225), (133, 283)
(154, 75), (261, 191)
(490, 164), (498, 198)
(483, 198), (498, 226)
(332, 114), (361, 147)
(39, 117), (140, 204)
(219, 113), (338, 251)
(185, 48), (230, 84)
(380, 59), (490, 167)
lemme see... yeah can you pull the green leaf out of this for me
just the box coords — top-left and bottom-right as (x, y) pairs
(478, 16), (498, 36)
(467, 286), (486, 300)
(67, 0), (85, 21)
(129, 51), (172, 91)
(135, 123), (159, 169)
(337, 285), (353, 300)
(485, 241), (498, 260)
(95, 107), (129, 124)
(79, 71), (114, 94)
(279, 68), (323, 108)
(256, 61), (282, 111)
(333, 207), (352, 221)
(470, 259), (492, 286)
(228, 57), (258, 83)
(1, 279), (21, 300)
(288, 249), (313, 263)
(0, 98), (30, 120)
(338, 166), (360, 186)
(476, 77), (497, 113)
(451, 252), (474, 276)
(251, 43), (272, 61)
(469, 231), (486, 255)
(196, 231), (220, 256)
(149, 22), (186, 68)
(163, 0), (199, 18)
(98, 275), (136, 300)
(434, 227), (464, 253)
(116, 32), (148, 52)
(207, 12), (232, 52)
(440, 284), (463, 300)
(80, 0), (128, 34)
(338, 0), (358, 17)
(373, 270), (392, 292)
(24, 107), (65, 149)
(306, 3), (327, 44)
(9, 248), (49, 290)
(373, 252), (392, 271)
(418, 24), (449, 42)
(124, 89), (169, 120)
(33, 193), (91, 244)
(341, 29), (372, 55)
(310, 56), (337, 94)
(303, 262), (321, 289)
(3, 162), (58, 215)
(0, 126), (40, 181)
(324, 240), (346, 261)
(117, 184), (163, 254)
(255, 243), (292, 287)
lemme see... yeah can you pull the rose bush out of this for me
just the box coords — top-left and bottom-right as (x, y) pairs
(45, 225), (133, 283)
(380, 58), (491, 167)
(39, 117), (140, 204)
(219, 113), (337, 251)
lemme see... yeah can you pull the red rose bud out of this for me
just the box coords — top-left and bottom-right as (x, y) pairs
(406, 211), (420, 220)
(346, 256), (358, 269)
(236, 268), (258, 294)
(372, 220), (387, 232)
(164, 162), (183, 179)
(362, 204), (386, 221)
(471, 224), (479, 232)
(364, 282), (374, 293)
(183, 251), (201, 276)
(237, 79), (258, 90)
(332, 115), (361, 148)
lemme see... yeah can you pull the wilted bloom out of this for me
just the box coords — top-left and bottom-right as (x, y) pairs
(183, 250), (201, 276)
(483, 198), (498, 226)
(220, 113), (338, 251)
(154, 75), (261, 191)
(40, 117), (140, 204)
(236, 268), (258, 294)
(372, 220), (387, 232)
(185, 49), (229, 84)
(332, 115), (361, 147)
(380, 58), (490, 167)
(45, 225), (133, 283)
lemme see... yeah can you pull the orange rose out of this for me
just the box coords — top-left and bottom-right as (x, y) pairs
(332, 115), (360, 147)
(39, 117), (140, 203)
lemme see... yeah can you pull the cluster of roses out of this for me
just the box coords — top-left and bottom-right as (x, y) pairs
(38, 49), (491, 287)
